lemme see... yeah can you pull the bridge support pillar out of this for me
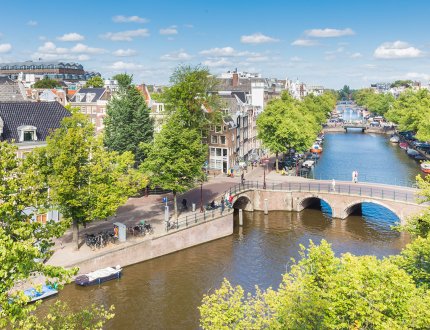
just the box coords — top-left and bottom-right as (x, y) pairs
(238, 209), (243, 226)
(264, 199), (268, 215)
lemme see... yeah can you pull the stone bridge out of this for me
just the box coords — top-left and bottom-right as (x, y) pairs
(230, 180), (427, 224)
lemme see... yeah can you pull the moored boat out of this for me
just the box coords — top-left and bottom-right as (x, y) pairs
(302, 160), (315, 168)
(390, 136), (399, 143)
(24, 284), (58, 303)
(75, 266), (122, 286)
(399, 142), (408, 150)
(421, 162), (430, 174)
(406, 148), (420, 157)
(310, 144), (323, 154)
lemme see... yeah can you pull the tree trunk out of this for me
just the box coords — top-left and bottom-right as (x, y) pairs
(72, 219), (80, 250)
(275, 151), (279, 171)
(173, 191), (178, 220)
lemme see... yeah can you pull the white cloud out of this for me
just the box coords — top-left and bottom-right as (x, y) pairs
(305, 28), (355, 38)
(290, 56), (302, 62)
(241, 33), (279, 44)
(291, 39), (319, 47)
(113, 48), (137, 57)
(374, 41), (423, 59)
(109, 61), (143, 70)
(70, 43), (105, 54)
(246, 56), (269, 62)
(0, 43), (12, 53)
(160, 27), (178, 35)
(32, 42), (105, 61)
(202, 58), (232, 67)
(184, 24), (194, 28)
(27, 20), (38, 26)
(101, 29), (150, 41)
(112, 15), (148, 23)
(350, 52), (363, 58)
(199, 47), (261, 58)
(57, 33), (85, 42)
(405, 72), (430, 81)
(160, 49), (192, 61)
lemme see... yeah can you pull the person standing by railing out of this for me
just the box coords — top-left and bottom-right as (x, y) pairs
(332, 179), (336, 192)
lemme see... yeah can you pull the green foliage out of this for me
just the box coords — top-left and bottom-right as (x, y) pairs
(391, 80), (414, 88)
(353, 88), (395, 115)
(104, 82), (154, 165)
(163, 65), (221, 131)
(0, 142), (75, 328)
(84, 76), (104, 88)
(199, 240), (430, 329)
(33, 301), (114, 330)
(113, 73), (133, 90)
(338, 85), (352, 100)
(44, 112), (147, 248)
(257, 91), (335, 170)
(386, 89), (430, 140)
(141, 111), (206, 218)
(33, 77), (60, 89)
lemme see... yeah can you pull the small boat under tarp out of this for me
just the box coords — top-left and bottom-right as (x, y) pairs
(75, 266), (122, 286)
(390, 136), (399, 143)
(24, 284), (58, 303)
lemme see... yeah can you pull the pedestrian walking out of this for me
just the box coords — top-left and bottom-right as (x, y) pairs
(241, 172), (245, 185)
(354, 170), (359, 183)
(332, 179), (336, 192)
(221, 198), (225, 213)
(352, 170), (355, 183)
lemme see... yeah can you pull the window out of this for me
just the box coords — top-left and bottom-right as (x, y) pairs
(223, 149), (228, 157)
(216, 148), (222, 156)
(23, 131), (34, 141)
(220, 136), (226, 144)
(215, 126), (222, 133)
(36, 214), (47, 224)
(211, 135), (218, 144)
(210, 148), (215, 156)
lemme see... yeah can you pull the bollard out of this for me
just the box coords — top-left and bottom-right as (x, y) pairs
(192, 203), (196, 212)
(264, 199), (268, 215)
(239, 209), (243, 226)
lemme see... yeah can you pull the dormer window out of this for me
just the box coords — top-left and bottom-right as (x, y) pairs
(17, 125), (37, 142)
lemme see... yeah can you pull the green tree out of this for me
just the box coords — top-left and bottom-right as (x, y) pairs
(0, 142), (73, 328)
(141, 112), (206, 219)
(104, 73), (154, 165)
(33, 77), (60, 89)
(84, 76), (104, 88)
(338, 85), (352, 100)
(199, 240), (430, 329)
(163, 65), (221, 131)
(113, 73), (134, 90)
(44, 112), (147, 249)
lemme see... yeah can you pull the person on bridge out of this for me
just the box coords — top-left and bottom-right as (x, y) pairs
(332, 179), (336, 192)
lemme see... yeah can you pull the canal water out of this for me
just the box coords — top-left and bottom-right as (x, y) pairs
(47, 129), (421, 329)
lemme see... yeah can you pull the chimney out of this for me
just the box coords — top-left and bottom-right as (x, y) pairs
(232, 73), (239, 87)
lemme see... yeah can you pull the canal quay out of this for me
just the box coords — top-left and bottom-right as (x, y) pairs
(43, 121), (427, 330)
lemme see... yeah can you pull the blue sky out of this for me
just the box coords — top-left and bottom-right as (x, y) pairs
(0, 0), (429, 88)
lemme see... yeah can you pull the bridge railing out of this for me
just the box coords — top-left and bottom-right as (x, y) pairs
(227, 180), (417, 204)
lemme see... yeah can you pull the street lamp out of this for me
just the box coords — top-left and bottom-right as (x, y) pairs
(263, 160), (267, 189)
(200, 182), (204, 212)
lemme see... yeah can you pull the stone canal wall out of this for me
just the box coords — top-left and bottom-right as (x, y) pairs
(70, 213), (234, 274)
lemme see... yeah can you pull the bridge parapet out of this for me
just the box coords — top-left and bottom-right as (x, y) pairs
(228, 180), (426, 224)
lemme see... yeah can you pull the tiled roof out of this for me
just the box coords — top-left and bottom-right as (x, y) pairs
(0, 76), (27, 102)
(69, 88), (106, 102)
(0, 101), (70, 141)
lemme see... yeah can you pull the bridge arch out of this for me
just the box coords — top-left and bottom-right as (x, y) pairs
(297, 195), (333, 216)
(233, 194), (254, 211)
(343, 199), (400, 221)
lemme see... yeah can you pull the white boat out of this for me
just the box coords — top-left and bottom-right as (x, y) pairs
(390, 136), (400, 143)
(406, 148), (420, 157)
(421, 163), (430, 174)
(302, 160), (315, 168)
(75, 266), (122, 286)
(24, 284), (58, 303)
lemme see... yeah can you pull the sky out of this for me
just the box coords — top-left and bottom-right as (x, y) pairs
(0, 0), (429, 89)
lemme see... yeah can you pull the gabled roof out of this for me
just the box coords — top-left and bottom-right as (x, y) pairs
(0, 76), (27, 102)
(0, 101), (70, 142)
(69, 88), (106, 103)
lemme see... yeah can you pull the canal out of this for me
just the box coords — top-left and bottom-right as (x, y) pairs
(48, 131), (421, 329)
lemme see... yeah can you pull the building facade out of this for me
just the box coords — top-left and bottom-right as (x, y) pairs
(0, 61), (100, 81)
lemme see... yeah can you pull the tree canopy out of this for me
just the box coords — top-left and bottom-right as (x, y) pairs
(44, 111), (147, 249)
(353, 88), (395, 116)
(104, 73), (154, 165)
(113, 73), (133, 90)
(140, 111), (206, 219)
(33, 77), (60, 89)
(84, 76), (104, 88)
(338, 85), (352, 100)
